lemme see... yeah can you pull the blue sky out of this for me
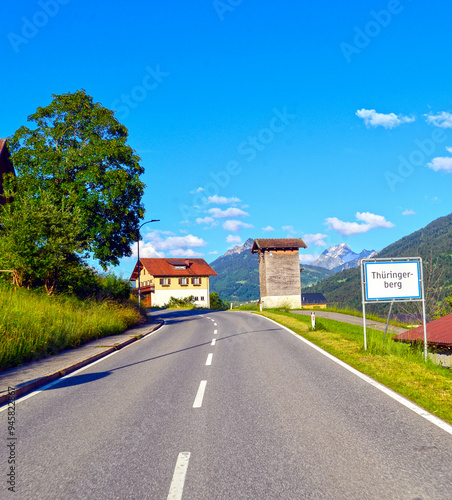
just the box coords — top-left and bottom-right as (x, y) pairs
(1, 0), (452, 278)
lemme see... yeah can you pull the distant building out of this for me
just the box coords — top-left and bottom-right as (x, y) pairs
(251, 238), (307, 309)
(394, 313), (452, 367)
(394, 313), (452, 348)
(0, 139), (15, 205)
(129, 258), (217, 308)
(301, 293), (327, 309)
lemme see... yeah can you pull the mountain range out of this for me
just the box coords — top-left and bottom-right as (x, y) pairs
(309, 213), (452, 316)
(311, 243), (377, 272)
(209, 213), (452, 313)
(209, 238), (342, 302)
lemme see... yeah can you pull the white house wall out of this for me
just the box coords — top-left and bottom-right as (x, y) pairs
(153, 288), (211, 308)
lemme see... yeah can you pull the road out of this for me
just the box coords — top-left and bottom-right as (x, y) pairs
(2, 310), (452, 499)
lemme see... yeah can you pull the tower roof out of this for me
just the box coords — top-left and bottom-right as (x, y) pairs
(251, 238), (307, 253)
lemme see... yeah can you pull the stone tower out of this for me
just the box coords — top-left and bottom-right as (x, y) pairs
(251, 238), (307, 309)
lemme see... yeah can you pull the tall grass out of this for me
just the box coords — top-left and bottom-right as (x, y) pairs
(0, 285), (142, 370)
(257, 310), (452, 424)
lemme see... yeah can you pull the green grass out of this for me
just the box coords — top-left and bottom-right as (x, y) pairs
(0, 285), (142, 370)
(255, 310), (452, 425)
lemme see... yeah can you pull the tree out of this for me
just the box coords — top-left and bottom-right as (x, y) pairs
(8, 90), (145, 268)
(0, 189), (86, 294)
(210, 291), (229, 310)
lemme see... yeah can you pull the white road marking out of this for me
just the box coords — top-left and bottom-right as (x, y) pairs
(206, 353), (213, 366)
(211, 339), (216, 346)
(214, 323), (217, 326)
(193, 380), (207, 408)
(254, 313), (452, 437)
(167, 451), (191, 500)
(214, 329), (218, 335)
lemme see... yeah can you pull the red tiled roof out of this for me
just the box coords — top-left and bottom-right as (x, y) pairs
(394, 313), (452, 347)
(251, 238), (307, 253)
(130, 258), (217, 280)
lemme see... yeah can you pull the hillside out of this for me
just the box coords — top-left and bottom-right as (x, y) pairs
(309, 213), (452, 315)
(209, 239), (333, 302)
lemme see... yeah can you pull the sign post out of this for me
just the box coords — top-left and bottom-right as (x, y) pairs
(361, 257), (428, 361)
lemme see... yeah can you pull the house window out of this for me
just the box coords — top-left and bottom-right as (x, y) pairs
(174, 265), (186, 270)
(201, 296), (204, 301)
(160, 278), (171, 286)
(179, 278), (188, 286)
(192, 277), (201, 285)
(194, 297), (199, 301)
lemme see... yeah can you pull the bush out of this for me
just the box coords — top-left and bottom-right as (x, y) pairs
(100, 272), (131, 301)
(210, 292), (229, 310)
(166, 295), (196, 308)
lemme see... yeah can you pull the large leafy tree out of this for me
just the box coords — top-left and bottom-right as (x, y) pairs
(0, 189), (86, 294)
(8, 90), (145, 268)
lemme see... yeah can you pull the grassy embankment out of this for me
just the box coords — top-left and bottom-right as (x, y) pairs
(0, 286), (142, 371)
(247, 309), (452, 425)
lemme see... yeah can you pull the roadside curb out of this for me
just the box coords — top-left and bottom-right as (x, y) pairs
(0, 320), (164, 406)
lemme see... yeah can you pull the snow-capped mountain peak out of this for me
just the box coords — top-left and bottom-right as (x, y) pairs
(311, 243), (376, 271)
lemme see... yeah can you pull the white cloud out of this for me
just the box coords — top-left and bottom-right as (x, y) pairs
(189, 187), (204, 194)
(425, 112), (452, 129)
(427, 147), (452, 173)
(208, 251), (219, 255)
(153, 235), (207, 250)
(130, 241), (164, 259)
(262, 226), (275, 232)
(196, 216), (215, 224)
(208, 207), (249, 218)
(325, 212), (394, 236)
(355, 212), (394, 228)
(195, 216), (217, 228)
(356, 108), (415, 129)
(134, 232), (208, 257)
(169, 249), (204, 258)
(303, 233), (328, 247)
(282, 225), (297, 236)
(402, 209), (415, 216)
(300, 254), (320, 265)
(205, 195), (241, 205)
(226, 235), (242, 244)
(222, 220), (254, 232)
(427, 157), (452, 173)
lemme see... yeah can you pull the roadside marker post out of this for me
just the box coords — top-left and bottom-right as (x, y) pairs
(360, 257), (428, 361)
(311, 311), (315, 329)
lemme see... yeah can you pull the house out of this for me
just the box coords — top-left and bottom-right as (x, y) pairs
(394, 313), (452, 367)
(394, 313), (452, 348)
(301, 293), (327, 309)
(251, 238), (307, 309)
(129, 258), (217, 308)
(0, 139), (15, 205)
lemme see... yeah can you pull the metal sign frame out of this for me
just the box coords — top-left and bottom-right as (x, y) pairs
(360, 257), (428, 361)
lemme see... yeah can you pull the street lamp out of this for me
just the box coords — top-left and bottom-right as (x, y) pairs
(137, 219), (159, 308)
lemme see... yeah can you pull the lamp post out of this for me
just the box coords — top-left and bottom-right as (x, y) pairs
(137, 219), (159, 308)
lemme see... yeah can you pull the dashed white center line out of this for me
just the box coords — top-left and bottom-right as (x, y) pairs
(214, 329), (217, 335)
(167, 451), (191, 500)
(211, 339), (216, 346)
(206, 353), (213, 366)
(193, 380), (207, 408)
(214, 322), (217, 326)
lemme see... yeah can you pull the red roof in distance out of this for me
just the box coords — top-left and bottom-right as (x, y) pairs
(130, 258), (217, 280)
(394, 313), (452, 347)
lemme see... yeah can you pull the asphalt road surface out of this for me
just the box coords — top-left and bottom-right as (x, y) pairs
(2, 310), (451, 499)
